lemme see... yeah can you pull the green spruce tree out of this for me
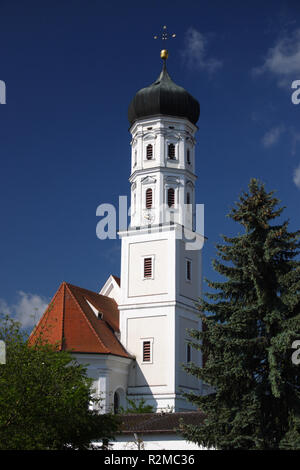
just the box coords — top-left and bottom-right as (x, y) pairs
(182, 179), (300, 450)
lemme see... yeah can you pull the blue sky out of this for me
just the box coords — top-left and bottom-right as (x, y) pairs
(0, 0), (300, 327)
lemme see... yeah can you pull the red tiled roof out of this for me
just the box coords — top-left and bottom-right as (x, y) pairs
(119, 412), (206, 434)
(28, 282), (130, 358)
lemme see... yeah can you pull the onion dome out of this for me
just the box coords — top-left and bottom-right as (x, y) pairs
(128, 50), (200, 126)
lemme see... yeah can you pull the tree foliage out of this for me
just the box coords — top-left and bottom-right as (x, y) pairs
(182, 179), (300, 449)
(120, 397), (154, 414)
(0, 314), (119, 450)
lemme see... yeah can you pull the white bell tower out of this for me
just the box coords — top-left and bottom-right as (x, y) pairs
(119, 50), (203, 411)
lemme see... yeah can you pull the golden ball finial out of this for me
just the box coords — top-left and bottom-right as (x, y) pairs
(160, 49), (168, 60)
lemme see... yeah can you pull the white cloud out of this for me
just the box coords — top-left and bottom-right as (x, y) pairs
(262, 125), (285, 148)
(0, 291), (49, 329)
(0, 299), (11, 317)
(253, 29), (300, 88)
(293, 164), (300, 189)
(181, 27), (223, 73)
(291, 131), (300, 156)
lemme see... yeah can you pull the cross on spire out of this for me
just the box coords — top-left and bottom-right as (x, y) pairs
(153, 25), (176, 42)
(154, 26), (176, 60)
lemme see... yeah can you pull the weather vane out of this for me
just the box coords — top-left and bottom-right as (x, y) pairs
(154, 25), (176, 60)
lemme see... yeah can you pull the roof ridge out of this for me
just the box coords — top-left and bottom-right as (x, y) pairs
(120, 411), (206, 434)
(61, 282), (66, 349)
(66, 282), (117, 303)
(28, 281), (65, 345)
(111, 275), (120, 285)
(65, 284), (110, 354)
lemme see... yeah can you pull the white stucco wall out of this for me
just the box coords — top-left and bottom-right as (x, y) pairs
(73, 353), (132, 413)
(118, 223), (203, 411)
(127, 314), (168, 387)
(99, 275), (121, 304)
(129, 116), (197, 229)
(128, 239), (169, 297)
(111, 434), (206, 450)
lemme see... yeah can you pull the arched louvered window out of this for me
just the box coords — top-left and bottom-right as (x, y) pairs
(146, 144), (153, 160)
(168, 143), (175, 160)
(168, 188), (175, 208)
(145, 188), (153, 208)
(187, 149), (191, 164)
(186, 192), (191, 205)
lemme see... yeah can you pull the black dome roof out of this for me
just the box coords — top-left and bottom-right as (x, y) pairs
(128, 61), (200, 126)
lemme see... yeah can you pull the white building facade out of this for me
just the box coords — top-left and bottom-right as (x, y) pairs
(29, 50), (206, 450)
(116, 52), (203, 412)
(30, 50), (204, 427)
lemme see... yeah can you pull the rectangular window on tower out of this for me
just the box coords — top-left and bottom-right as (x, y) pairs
(134, 149), (137, 167)
(143, 256), (153, 279)
(185, 258), (192, 282)
(142, 339), (153, 363)
(187, 148), (191, 165)
(186, 343), (192, 363)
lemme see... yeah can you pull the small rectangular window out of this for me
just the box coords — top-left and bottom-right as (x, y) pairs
(186, 259), (192, 282)
(187, 149), (191, 164)
(186, 343), (191, 363)
(144, 257), (152, 278)
(143, 341), (151, 362)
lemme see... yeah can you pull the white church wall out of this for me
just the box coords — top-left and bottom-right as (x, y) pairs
(73, 353), (132, 413)
(119, 226), (177, 306)
(117, 87), (202, 412)
(177, 238), (202, 302)
(127, 314), (168, 387)
(128, 239), (169, 297)
(129, 116), (197, 229)
(177, 314), (201, 391)
(99, 275), (121, 304)
(118, 224), (203, 411)
(111, 434), (206, 451)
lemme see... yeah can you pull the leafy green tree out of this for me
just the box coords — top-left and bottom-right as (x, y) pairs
(181, 179), (300, 450)
(0, 314), (119, 450)
(120, 397), (154, 414)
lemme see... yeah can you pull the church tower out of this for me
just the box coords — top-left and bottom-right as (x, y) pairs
(119, 49), (203, 411)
